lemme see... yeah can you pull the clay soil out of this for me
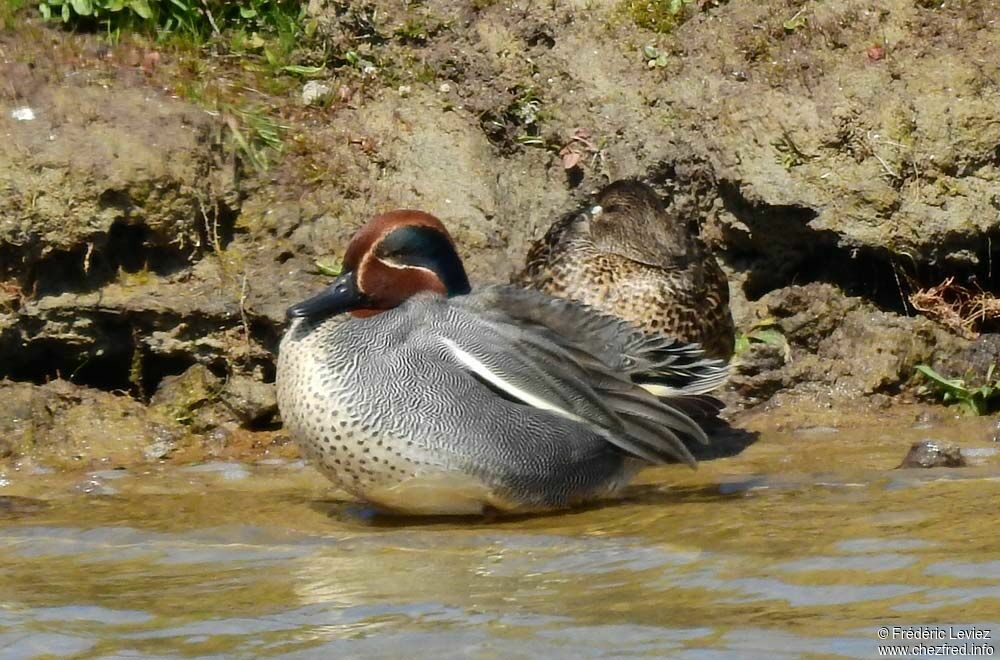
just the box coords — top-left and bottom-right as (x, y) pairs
(1, 0), (999, 469)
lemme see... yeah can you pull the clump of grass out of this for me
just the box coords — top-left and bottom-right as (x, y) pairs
(221, 105), (288, 172)
(0, 0), (27, 29)
(480, 86), (550, 151)
(37, 0), (306, 44)
(395, 18), (429, 44)
(915, 364), (1000, 416)
(782, 6), (808, 33)
(772, 130), (816, 170)
(224, 2), (317, 76)
(511, 86), (543, 128)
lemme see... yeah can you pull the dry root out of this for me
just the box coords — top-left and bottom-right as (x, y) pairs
(909, 277), (1000, 338)
(0, 279), (24, 312)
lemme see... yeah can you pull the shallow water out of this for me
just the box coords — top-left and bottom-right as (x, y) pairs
(1, 407), (999, 659)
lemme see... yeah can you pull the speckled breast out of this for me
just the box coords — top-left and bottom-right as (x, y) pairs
(276, 319), (419, 490)
(275, 317), (501, 514)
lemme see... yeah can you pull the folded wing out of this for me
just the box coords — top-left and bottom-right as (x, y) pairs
(442, 287), (730, 466)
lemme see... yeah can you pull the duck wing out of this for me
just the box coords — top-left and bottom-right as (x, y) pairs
(462, 285), (728, 395)
(440, 287), (728, 466)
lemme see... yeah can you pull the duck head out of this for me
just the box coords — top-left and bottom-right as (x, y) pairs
(286, 210), (471, 321)
(589, 180), (697, 267)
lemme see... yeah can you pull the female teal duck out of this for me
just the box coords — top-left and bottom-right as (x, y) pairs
(514, 180), (735, 360)
(277, 210), (727, 515)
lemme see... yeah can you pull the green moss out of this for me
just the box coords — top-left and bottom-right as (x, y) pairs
(883, 106), (917, 149)
(934, 177), (967, 197)
(619, 0), (691, 34)
(117, 264), (154, 287)
(233, 211), (260, 232)
(411, 60), (437, 84)
(128, 342), (145, 398)
(742, 32), (772, 63)
(153, 365), (223, 425)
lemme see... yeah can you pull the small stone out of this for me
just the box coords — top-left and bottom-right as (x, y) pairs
(204, 426), (233, 456)
(869, 393), (892, 409)
(438, 82), (451, 93)
(150, 365), (238, 433)
(866, 44), (885, 61)
(143, 433), (175, 461)
(74, 476), (118, 496)
(10, 107), (35, 121)
(151, 364), (221, 411)
(301, 80), (333, 106)
(898, 440), (966, 469)
(397, 85), (412, 97)
(220, 375), (277, 426)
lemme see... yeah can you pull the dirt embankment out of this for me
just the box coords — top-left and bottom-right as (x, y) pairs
(1, 0), (998, 467)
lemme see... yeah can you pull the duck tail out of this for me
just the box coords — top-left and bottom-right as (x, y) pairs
(630, 338), (729, 396)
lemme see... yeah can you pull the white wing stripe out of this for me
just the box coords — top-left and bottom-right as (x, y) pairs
(439, 337), (586, 424)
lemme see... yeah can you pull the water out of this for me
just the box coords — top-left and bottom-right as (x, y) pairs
(1, 407), (998, 659)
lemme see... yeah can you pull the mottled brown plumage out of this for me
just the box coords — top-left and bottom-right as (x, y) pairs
(514, 180), (735, 360)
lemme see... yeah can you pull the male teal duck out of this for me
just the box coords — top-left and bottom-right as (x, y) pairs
(277, 210), (727, 515)
(514, 180), (735, 360)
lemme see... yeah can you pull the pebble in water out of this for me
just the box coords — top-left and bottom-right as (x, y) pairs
(897, 440), (966, 469)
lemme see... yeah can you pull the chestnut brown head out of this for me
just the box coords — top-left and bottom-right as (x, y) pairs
(287, 210), (471, 321)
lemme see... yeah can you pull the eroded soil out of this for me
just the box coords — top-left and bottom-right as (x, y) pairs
(1, 0), (999, 467)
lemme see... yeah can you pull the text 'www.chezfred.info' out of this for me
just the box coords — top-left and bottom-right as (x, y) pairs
(877, 626), (995, 657)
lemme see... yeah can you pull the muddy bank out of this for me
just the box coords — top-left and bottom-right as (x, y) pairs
(1, 0), (999, 466)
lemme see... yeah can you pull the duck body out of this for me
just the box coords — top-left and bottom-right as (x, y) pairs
(515, 180), (735, 361)
(279, 291), (633, 514)
(277, 211), (727, 515)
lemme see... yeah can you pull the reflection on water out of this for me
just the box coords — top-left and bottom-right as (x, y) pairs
(0, 408), (999, 658)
